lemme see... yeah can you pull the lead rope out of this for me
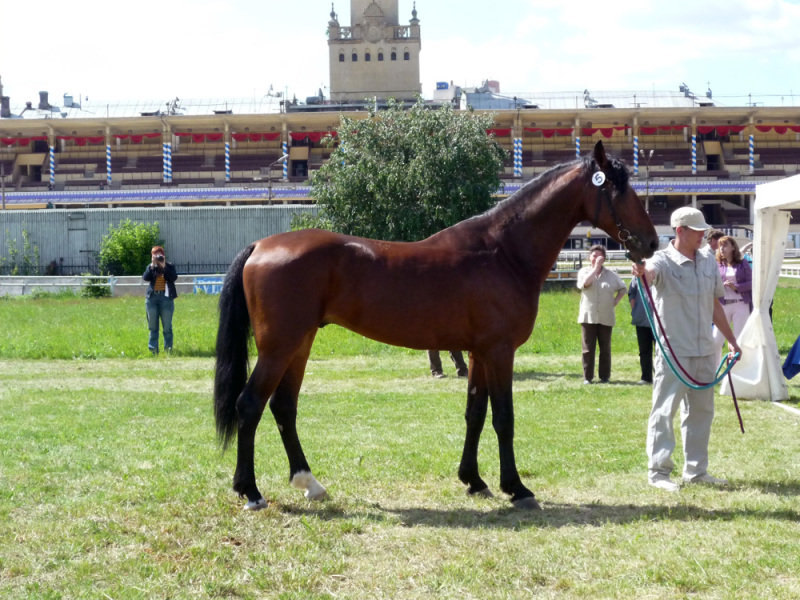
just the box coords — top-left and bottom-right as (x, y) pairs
(636, 272), (745, 433)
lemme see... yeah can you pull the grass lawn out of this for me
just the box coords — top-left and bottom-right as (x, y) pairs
(0, 285), (798, 598)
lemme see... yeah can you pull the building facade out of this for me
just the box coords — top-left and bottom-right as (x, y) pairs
(328, 1), (421, 103)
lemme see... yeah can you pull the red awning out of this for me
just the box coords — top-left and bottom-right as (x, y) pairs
(114, 133), (161, 144)
(580, 126), (628, 138)
(289, 131), (336, 143)
(524, 127), (574, 138)
(231, 132), (282, 142)
(755, 125), (800, 134)
(1, 136), (47, 146)
(696, 125), (746, 136)
(57, 135), (106, 146)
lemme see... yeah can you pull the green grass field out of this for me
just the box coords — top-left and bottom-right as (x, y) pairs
(0, 284), (798, 598)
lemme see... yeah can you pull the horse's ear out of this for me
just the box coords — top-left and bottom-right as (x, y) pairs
(593, 140), (608, 168)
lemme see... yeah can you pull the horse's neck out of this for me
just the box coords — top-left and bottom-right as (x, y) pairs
(489, 168), (586, 273)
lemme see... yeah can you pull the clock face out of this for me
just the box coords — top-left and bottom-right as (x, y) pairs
(367, 25), (382, 43)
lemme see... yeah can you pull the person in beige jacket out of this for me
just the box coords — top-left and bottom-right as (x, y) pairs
(577, 244), (626, 384)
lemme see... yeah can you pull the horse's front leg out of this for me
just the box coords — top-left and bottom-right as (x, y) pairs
(485, 351), (540, 510)
(458, 356), (492, 497)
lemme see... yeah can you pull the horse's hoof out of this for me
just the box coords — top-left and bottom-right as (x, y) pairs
(291, 470), (328, 501)
(468, 487), (494, 498)
(243, 498), (268, 511)
(305, 489), (328, 501)
(511, 496), (541, 510)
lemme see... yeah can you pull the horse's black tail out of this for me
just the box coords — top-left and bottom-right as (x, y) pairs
(214, 243), (256, 450)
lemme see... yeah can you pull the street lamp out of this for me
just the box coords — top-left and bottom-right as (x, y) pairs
(267, 153), (289, 201)
(640, 148), (654, 213)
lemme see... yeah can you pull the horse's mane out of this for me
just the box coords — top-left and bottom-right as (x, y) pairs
(496, 151), (630, 210)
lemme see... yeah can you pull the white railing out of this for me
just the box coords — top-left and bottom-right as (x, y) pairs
(0, 274), (226, 297)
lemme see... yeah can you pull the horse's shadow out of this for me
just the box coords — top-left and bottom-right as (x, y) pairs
(512, 370), (583, 382)
(382, 501), (800, 530)
(273, 480), (800, 529)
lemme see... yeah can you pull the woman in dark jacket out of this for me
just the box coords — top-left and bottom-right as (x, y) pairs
(142, 245), (178, 354)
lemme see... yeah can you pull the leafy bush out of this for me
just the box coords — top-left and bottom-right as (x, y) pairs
(2, 229), (40, 275)
(81, 274), (112, 298)
(97, 220), (162, 275)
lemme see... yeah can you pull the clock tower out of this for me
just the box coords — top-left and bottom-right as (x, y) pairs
(328, 1), (421, 103)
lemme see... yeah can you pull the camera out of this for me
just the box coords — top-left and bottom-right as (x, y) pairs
(156, 255), (165, 263)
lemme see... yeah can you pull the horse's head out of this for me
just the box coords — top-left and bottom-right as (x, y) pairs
(586, 140), (658, 262)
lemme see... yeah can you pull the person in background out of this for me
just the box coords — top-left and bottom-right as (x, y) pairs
(631, 207), (741, 493)
(142, 245), (178, 355)
(577, 244), (626, 384)
(427, 350), (468, 378)
(713, 235), (752, 350)
(706, 229), (724, 254)
(740, 241), (754, 267)
(628, 277), (654, 385)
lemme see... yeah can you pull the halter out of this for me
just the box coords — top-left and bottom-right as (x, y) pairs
(590, 166), (634, 248)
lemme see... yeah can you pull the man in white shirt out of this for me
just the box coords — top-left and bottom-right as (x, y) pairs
(631, 207), (741, 492)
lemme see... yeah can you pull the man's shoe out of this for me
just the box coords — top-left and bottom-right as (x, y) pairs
(649, 475), (679, 492)
(683, 473), (728, 486)
(583, 379), (592, 385)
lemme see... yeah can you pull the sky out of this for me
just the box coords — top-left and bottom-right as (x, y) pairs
(2, 0), (800, 109)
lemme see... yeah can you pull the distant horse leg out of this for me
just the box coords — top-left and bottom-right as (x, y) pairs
(269, 336), (327, 502)
(458, 356), (492, 497)
(486, 352), (540, 510)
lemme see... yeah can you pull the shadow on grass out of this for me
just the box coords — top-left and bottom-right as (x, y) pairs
(382, 501), (800, 530)
(512, 370), (651, 386)
(270, 484), (800, 530)
(513, 370), (583, 382)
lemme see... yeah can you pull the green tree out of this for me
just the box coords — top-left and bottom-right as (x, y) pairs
(97, 220), (162, 275)
(306, 99), (507, 241)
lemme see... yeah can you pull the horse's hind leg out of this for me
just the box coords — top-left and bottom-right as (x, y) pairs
(269, 337), (327, 501)
(233, 358), (286, 510)
(458, 355), (493, 497)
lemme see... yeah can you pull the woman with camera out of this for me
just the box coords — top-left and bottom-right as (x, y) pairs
(142, 245), (178, 355)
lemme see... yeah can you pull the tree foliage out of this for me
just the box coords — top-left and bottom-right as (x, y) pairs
(97, 220), (162, 275)
(307, 99), (507, 241)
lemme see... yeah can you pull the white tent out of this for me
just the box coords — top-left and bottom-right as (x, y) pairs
(721, 174), (800, 401)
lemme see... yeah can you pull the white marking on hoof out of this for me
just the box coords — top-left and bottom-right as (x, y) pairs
(291, 470), (328, 501)
(243, 498), (268, 511)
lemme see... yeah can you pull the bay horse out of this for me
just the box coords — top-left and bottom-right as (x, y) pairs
(214, 140), (658, 510)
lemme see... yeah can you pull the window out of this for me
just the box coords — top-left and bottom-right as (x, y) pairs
(339, 53), (345, 62)
(352, 52), (358, 62)
(365, 52), (371, 62)
(404, 51), (410, 61)
(378, 51), (384, 61)
(391, 51), (397, 61)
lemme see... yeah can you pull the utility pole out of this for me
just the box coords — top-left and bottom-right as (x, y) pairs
(1, 159), (6, 210)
